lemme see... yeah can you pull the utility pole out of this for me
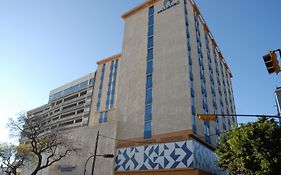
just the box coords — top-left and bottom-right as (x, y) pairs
(83, 131), (114, 175)
(91, 131), (99, 175)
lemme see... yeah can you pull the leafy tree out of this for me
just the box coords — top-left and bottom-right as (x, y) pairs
(8, 113), (80, 175)
(0, 143), (26, 175)
(216, 118), (281, 175)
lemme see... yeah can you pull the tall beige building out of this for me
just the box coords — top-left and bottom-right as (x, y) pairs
(24, 0), (236, 175)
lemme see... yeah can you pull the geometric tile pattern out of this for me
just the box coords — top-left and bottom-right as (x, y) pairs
(115, 140), (226, 175)
(193, 141), (226, 175)
(115, 140), (194, 171)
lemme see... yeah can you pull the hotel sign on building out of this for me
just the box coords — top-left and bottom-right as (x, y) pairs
(158, 0), (180, 14)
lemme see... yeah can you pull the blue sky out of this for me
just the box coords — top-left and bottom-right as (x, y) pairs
(0, 0), (280, 142)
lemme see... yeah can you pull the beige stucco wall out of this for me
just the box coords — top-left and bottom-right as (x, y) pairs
(49, 121), (117, 175)
(152, 1), (192, 135)
(116, 5), (148, 139)
(117, 0), (195, 140)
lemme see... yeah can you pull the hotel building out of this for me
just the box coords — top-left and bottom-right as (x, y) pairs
(24, 0), (236, 174)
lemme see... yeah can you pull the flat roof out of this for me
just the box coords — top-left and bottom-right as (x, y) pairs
(96, 53), (122, 65)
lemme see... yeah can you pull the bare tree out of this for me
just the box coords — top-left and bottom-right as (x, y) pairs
(8, 113), (80, 175)
(0, 143), (25, 175)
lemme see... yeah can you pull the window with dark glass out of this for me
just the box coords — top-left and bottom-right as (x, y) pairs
(147, 36), (153, 48)
(147, 48), (153, 61)
(146, 74), (152, 89)
(146, 61), (153, 74)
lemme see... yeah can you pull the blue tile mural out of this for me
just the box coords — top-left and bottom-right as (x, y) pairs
(115, 140), (226, 175)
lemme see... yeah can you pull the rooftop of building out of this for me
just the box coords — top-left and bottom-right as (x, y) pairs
(121, 0), (233, 78)
(96, 53), (121, 65)
(49, 72), (95, 96)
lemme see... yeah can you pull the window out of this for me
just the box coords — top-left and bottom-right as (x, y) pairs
(144, 5), (154, 139)
(144, 121), (152, 138)
(190, 87), (195, 97)
(147, 36), (153, 48)
(106, 61), (114, 109)
(80, 81), (88, 89)
(78, 100), (85, 105)
(62, 103), (77, 110)
(89, 78), (95, 85)
(52, 91), (62, 100)
(56, 100), (62, 105)
(54, 109), (60, 113)
(148, 6), (154, 16)
(80, 91), (87, 96)
(64, 94), (79, 102)
(148, 25), (154, 36)
(77, 109), (84, 114)
(104, 112), (108, 122)
(61, 112), (75, 118)
(96, 64), (106, 111)
(147, 48), (153, 61)
(145, 104), (152, 121)
(192, 105), (196, 115)
(64, 84), (79, 95)
(59, 120), (74, 127)
(99, 112), (103, 123)
(148, 15), (154, 26)
(189, 70), (193, 81)
(75, 118), (82, 123)
(146, 61), (153, 74)
(99, 112), (109, 123)
(146, 74), (153, 89)
(145, 89), (152, 104)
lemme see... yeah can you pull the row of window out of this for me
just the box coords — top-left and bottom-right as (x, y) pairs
(49, 78), (95, 101)
(99, 111), (108, 123)
(204, 29), (220, 144)
(96, 64), (106, 111)
(184, 0), (197, 134)
(221, 62), (234, 129)
(213, 47), (227, 136)
(105, 61), (114, 109)
(144, 6), (154, 139)
(194, 13), (211, 144)
(110, 60), (118, 109)
(220, 61), (231, 130)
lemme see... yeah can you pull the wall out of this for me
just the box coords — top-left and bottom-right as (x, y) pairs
(115, 139), (225, 175)
(21, 121), (117, 175)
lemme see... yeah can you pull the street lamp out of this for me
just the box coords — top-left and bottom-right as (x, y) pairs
(83, 131), (114, 175)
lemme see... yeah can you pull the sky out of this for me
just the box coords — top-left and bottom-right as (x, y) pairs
(0, 0), (280, 143)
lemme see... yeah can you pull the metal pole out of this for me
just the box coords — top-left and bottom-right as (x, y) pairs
(214, 114), (281, 118)
(84, 154), (95, 175)
(91, 131), (99, 175)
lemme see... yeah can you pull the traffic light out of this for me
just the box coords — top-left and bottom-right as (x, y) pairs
(197, 114), (217, 121)
(263, 51), (280, 74)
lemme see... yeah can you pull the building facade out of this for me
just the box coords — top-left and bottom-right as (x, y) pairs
(275, 87), (281, 123)
(24, 0), (236, 174)
(26, 73), (95, 133)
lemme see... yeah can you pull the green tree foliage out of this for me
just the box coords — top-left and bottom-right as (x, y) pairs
(216, 118), (281, 175)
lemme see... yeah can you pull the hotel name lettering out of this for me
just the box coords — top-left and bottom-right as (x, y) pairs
(158, 0), (180, 14)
